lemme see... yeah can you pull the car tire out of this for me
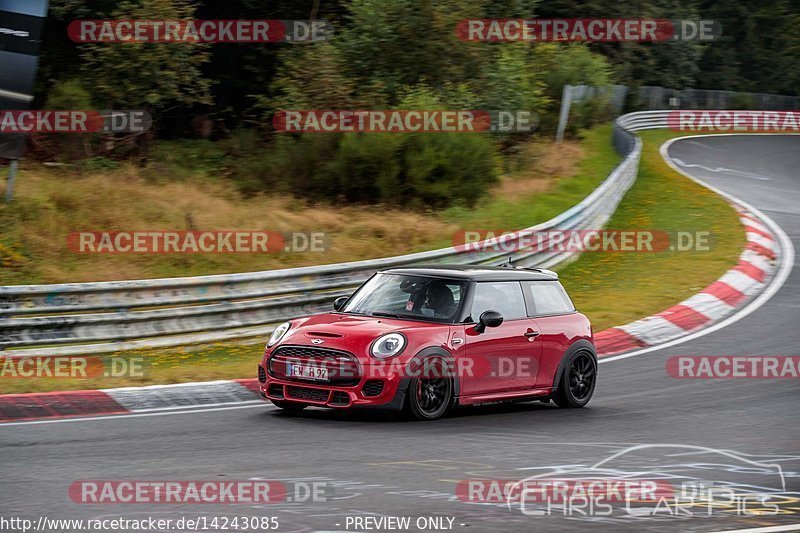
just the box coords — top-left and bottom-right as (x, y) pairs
(270, 400), (308, 412)
(406, 357), (453, 421)
(553, 350), (596, 408)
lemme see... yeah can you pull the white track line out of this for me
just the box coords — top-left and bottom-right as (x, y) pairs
(0, 402), (274, 427)
(101, 379), (239, 392)
(127, 399), (264, 413)
(600, 134), (795, 365)
(709, 525), (800, 533)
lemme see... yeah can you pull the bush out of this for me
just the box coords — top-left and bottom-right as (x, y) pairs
(231, 134), (341, 198)
(231, 131), (498, 208)
(567, 96), (617, 135)
(398, 133), (498, 208)
(325, 133), (403, 203)
(39, 80), (96, 160)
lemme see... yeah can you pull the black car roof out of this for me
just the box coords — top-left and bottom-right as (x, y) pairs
(379, 264), (559, 281)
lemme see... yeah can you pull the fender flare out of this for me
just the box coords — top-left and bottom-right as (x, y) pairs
(551, 339), (598, 390)
(401, 346), (461, 398)
(358, 346), (458, 412)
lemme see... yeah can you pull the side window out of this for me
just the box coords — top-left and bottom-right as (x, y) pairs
(522, 281), (574, 316)
(469, 282), (527, 322)
(420, 280), (464, 319)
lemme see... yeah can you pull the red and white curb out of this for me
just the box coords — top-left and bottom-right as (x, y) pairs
(0, 379), (263, 423)
(0, 205), (783, 424)
(0, 137), (790, 424)
(595, 206), (779, 356)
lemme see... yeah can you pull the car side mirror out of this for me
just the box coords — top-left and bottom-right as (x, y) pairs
(333, 296), (349, 312)
(475, 310), (503, 333)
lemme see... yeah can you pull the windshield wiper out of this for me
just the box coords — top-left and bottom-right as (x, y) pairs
(369, 311), (448, 322)
(371, 311), (425, 319)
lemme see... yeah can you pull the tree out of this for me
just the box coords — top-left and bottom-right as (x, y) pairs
(71, 0), (213, 110)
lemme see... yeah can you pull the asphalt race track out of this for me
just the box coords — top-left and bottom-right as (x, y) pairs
(1, 135), (798, 533)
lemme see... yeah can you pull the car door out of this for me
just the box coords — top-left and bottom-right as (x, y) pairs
(459, 281), (541, 396)
(520, 281), (577, 388)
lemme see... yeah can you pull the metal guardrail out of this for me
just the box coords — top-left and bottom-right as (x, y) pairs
(0, 112), (659, 356)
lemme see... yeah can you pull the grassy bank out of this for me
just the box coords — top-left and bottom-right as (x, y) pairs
(559, 130), (744, 331)
(1, 126), (746, 394)
(0, 128), (615, 285)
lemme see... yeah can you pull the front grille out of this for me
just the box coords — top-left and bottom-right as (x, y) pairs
(270, 345), (360, 386)
(287, 386), (330, 402)
(258, 365), (267, 383)
(330, 391), (350, 406)
(267, 384), (284, 399)
(274, 345), (353, 360)
(362, 380), (385, 397)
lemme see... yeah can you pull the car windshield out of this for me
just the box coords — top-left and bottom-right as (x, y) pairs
(342, 273), (466, 323)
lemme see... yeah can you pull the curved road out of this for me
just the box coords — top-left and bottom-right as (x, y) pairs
(1, 135), (798, 533)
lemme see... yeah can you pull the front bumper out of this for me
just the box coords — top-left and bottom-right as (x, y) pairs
(258, 361), (409, 411)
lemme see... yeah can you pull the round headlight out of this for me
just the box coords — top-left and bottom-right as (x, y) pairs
(371, 333), (406, 359)
(267, 321), (291, 347)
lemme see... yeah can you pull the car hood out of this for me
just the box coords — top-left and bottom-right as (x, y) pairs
(276, 312), (449, 356)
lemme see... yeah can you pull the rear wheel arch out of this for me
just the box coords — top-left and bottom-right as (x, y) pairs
(551, 339), (598, 391)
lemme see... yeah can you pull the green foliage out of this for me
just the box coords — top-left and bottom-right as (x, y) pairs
(398, 132), (498, 208)
(533, 44), (613, 100)
(230, 134), (339, 197)
(567, 96), (616, 135)
(230, 130), (497, 208)
(697, 0), (800, 95)
(244, 84), (499, 207)
(33, 0), (800, 204)
(71, 0), (212, 109)
(266, 42), (359, 112)
(44, 79), (93, 109)
(480, 44), (550, 112)
(334, 0), (486, 104)
(325, 133), (403, 202)
(78, 157), (120, 171)
(40, 80), (97, 160)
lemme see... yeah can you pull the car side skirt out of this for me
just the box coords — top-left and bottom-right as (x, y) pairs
(457, 387), (553, 406)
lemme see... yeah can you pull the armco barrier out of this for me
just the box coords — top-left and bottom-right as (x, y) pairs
(0, 112), (666, 356)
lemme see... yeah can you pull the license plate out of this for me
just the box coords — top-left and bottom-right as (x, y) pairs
(288, 364), (329, 381)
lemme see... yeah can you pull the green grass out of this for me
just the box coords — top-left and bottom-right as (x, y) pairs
(558, 130), (745, 331)
(0, 126), (746, 394)
(0, 344), (259, 394)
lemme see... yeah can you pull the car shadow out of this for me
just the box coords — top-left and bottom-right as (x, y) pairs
(263, 399), (575, 424)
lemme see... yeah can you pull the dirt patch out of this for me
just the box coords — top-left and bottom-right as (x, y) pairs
(496, 140), (583, 200)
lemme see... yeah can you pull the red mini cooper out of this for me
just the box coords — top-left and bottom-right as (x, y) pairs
(258, 265), (596, 420)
